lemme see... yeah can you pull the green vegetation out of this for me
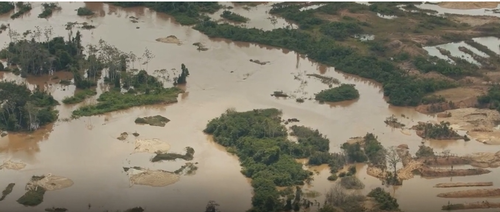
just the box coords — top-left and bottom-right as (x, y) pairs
(135, 115), (170, 127)
(111, 2), (221, 25)
(71, 70), (183, 117)
(11, 2), (32, 19)
(341, 133), (386, 168)
(152, 147), (194, 162)
(413, 121), (467, 140)
(0, 2), (14, 14)
(0, 82), (59, 132)
(0, 183), (15, 201)
(220, 10), (249, 23)
(62, 89), (97, 104)
(1, 30), (84, 76)
(315, 84), (359, 103)
(367, 187), (400, 211)
(45, 207), (68, 212)
(38, 3), (60, 19)
(17, 185), (46, 206)
(174, 63), (190, 85)
(77, 7), (94, 16)
(478, 85), (500, 111)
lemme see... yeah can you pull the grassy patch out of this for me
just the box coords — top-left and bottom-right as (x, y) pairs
(77, 7), (94, 16)
(17, 186), (46, 206)
(152, 147), (194, 162)
(315, 84), (359, 103)
(38, 3), (60, 18)
(135, 115), (170, 127)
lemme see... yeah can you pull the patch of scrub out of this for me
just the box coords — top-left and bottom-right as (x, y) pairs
(134, 139), (171, 154)
(151, 146), (195, 162)
(134, 115), (170, 127)
(0, 160), (26, 170)
(155, 35), (181, 45)
(124, 167), (180, 187)
(472, 37), (500, 55)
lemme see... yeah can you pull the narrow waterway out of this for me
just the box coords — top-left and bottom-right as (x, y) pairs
(0, 2), (499, 212)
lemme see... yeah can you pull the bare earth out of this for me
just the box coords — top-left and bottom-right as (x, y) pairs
(438, 2), (500, 9)
(127, 168), (180, 187)
(438, 108), (500, 145)
(0, 160), (26, 170)
(27, 174), (74, 191)
(134, 139), (171, 154)
(437, 188), (500, 198)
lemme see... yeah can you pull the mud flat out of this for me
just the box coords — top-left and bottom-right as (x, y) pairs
(134, 139), (171, 154)
(438, 2), (500, 9)
(155, 35), (181, 45)
(438, 188), (500, 198)
(27, 174), (74, 191)
(125, 167), (180, 187)
(0, 160), (26, 170)
(434, 182), (493, 188)
(467, 151), (500, 168)
(438, 108), (500, 144)
(442, 201), (500, 210)
(420, 167), (491, 178)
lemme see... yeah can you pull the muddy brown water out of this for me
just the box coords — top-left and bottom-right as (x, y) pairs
(0, 2), (500, 212)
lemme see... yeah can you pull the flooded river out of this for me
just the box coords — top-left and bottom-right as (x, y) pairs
(1, 2), (500, 212)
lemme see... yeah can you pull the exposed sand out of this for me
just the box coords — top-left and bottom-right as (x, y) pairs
(434, 182), (493, 188)
(445, 201), (500, 210)
(134, 138), (171, 154)
(126, 167), (180, 187)
(437, 188), (500, 198)
(156, 35), (181, 45)
(467, 151), (500, 168)
(438, 108), (500, 144)
(438, 2), (500, 9)
(27, 174), (74, 191)
(0, 160), (26, 170)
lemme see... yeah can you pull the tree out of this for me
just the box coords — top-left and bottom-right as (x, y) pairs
(142, 47), (154, 71)
(385, 146), (401, 185)
(174, 63), (190, 85)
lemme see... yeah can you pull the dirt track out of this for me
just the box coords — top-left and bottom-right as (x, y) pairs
(438, 188), (500, 198)
(434, 182), (493, 188)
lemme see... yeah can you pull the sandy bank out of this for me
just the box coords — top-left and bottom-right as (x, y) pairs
(134, 138), (171, 154)
(438, 108), (500, 144)
(27, 174), (74, 191)
(156, 35), (181, 45)
(437, 188), (500, 198)
(125, 167), (180, 187)
(467, 151), (500, 168)
(435, 182), (493, 188)
(438, 2), (500, 10)
(0, 160), (26, 170)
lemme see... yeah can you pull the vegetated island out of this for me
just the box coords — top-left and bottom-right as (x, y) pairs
(76, 7), (94, 16)
(411, 121), (470, 141)
(0, 2), (15, 15)
(315, 83), (359, 103)
(10, 2), (32, 19)
(38, 3), (61, 19)
(134, 115), (170, 127)
(220, 10), (249, 23)
(204, 108), (400, 212)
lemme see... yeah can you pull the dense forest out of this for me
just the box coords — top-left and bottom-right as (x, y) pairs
(204, 108), (396, 212)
